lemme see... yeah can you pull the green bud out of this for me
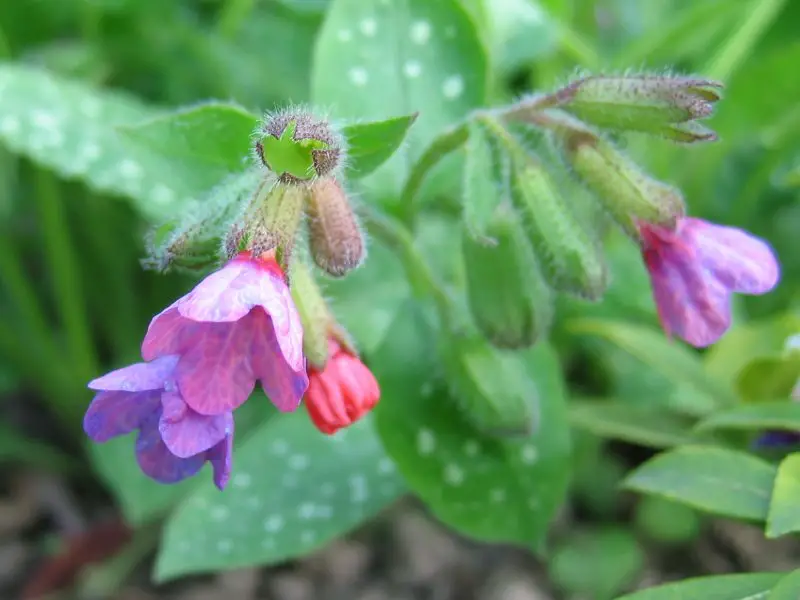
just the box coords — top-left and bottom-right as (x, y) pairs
(143, 219), (222, 274)
(306, 178), (365, 277)
(461, 205), (553, 349)
(289, 261), (333, 368)
(513, 159), (609, 301)
(558, 74), (722, 142)
(255, 109), (344, 183)
(564, 133), (686, 234)
(440, 332), (539, 438)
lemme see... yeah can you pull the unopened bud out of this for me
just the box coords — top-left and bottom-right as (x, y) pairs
(565, 133), (686, 234)
(558, 75), (722, 142)
(514, 160), (609, 301)
(255, 110), (344, 183)
(306, 178), (365, 277)
(462, 205), (553, 348)
(440, 332), (539, 438)
(143, 220), (222, 274)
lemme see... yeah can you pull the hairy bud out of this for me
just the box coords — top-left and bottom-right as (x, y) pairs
(306, 178), (365, 277)
(564, 133), (686, 234)
(461, 205), (553, 348)
(143, 220), (222, 274)
(255, 109), (344, 183)
(557, 74), (722, 142)
(513, 159), (609, 301)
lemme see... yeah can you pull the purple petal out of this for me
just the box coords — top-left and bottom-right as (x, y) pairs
(207, 429), (234, 491)
(83, 390), (160, 442)
(87, 355), (179, 392)
(753, 430), (800, 449)
(159, 390), (232, 458)
(178, 259), (305, 373)
(141, 306), (205, 362)
(175, 320), (256, 415)
(683, 218), (780, 295)
(135, 413), (205, 484)
(250, 310), (308, 412)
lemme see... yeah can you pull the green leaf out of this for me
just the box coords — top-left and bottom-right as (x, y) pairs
(483, 0), (557, 74)
(768, 569), (800, 600)
(736, 355), (800, 401)
(549, 527), (645, 600)
(0, 423), (77, 473)
(695, 401), (800, 433)
(155, 412), (405, 581)
(311, 0), (488, 197)
(634, 496), (702, 545)
(615, 573), (784, 600)
(568, 319), (736, 411)
(117, 103), (257, 173)
(766, 453), (800, 538)
(623, 446), (776, 521)
(374, 302), (570, 547)
(341, 113), (418, 179)
(569, 400), (708, 449)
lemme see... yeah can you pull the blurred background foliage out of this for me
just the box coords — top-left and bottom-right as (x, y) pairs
(0, 0), (799, 598)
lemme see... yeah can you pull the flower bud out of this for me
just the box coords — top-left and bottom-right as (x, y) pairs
(143, 220), (223, 274)
(461, 205), (553, 348)
(255, 110), (343, 183)
(564, 133), (686, 235)
(558, 75), (722, 142)
(440, 332), (539, 438)
(513, 159), (609, 301)
(306, 178), (365, 277)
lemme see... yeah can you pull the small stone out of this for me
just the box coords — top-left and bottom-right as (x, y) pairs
(303, 539), (372, 589)
(479, 567), (554, 600)
(267, 572), (316, 600)
(391, 510), (464, 583)
(217, 567), (260, 598)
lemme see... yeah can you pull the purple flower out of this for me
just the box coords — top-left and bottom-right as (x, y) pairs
(142, 251), (308, 415)
(83, 355), (234, 489)
(639, 217), (780, 347)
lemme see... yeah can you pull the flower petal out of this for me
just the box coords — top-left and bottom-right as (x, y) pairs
(141, 306), (204, 361)
(684, 218), (780, 294)
(135, 413), (205, 484)
(250, 310), (308, 412)
(176, 320), (256, 415)
(159, 390), (232, 458)
(206, 429), (234, 491)
(87, 355), (178, 392)
(177, 258), (264, 323)
(83, 390), (160, 442)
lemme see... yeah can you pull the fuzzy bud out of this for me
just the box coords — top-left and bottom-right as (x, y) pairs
(440, 332), (540, 438)
(513, 158), (609, 301)
(143, 220), (222, 274)
(557, 75), (722, 142)
(255, 110), (343, 183)
(306, 178), (365, 277)
(461, 205), (553, 349)
(564, 133), (686, 235)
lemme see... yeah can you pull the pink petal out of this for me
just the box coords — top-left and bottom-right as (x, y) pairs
(175, 320), (256, 415)
(141, 306), (204, 361)
(250, 310), (308, 412)
(135, 413), (205, 484)
(158, 391), (232, 458)
(83, 390), (160, 442)
(683, 218), (780, 294)
(207, 430), (234, 491)
(177, 259), (264, 323)
(88, 355), (179, 391)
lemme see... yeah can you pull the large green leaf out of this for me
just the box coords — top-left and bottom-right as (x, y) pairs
(155, 412), (405, 581)
(374, 302), (570, 547)
(736, 354), (800, 401)
(768, 570), (800, 600)
(615, 573), (784, 600)
(623, 446), (776, 521)
(341, 113), (418, 179)
(766, 453), (800, 538)
(311, 0), (488, 198)
(695, 401), (800, 433)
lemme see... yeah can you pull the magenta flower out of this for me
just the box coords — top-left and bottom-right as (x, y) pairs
(639, 217), (780, 347)
(83, 355), (234, 489)
(142, 251), (308, 415)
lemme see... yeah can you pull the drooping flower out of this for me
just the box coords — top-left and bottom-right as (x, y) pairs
(304, 339), (380, 435)
(142, 251), (308, 416)
(83, 355), (234, 489)
(638, 217), (780, 347)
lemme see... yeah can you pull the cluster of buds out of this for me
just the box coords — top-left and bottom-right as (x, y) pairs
(86, 109), (381, 490)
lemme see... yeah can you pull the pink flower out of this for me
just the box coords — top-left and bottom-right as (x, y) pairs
(639, 217), (780, 347)
(83, 355), (234, 489)
(142, 251), (308, 415)
(305, 339), (380, 435)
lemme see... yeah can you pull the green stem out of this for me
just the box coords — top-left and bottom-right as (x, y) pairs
(703, 0), (786, 80)
(33, 169), (98, 382)
(362, 207), (453, 329)
(216, 0), (256, 39)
